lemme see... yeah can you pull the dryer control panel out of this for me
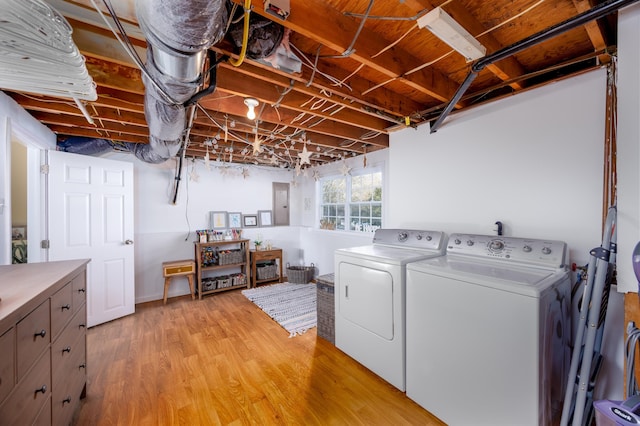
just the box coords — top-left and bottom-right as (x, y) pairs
(373, 229), (446, 251)
(447, 233), (567, 268)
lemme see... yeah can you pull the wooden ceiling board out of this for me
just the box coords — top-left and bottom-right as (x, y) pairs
(4, 0), (621, 166)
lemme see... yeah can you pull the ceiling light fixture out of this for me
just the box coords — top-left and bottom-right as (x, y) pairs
(244, 97), (259, 120)
(417, 7), (486, 62)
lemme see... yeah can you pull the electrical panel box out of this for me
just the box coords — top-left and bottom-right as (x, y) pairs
(265, 0), (290, 20)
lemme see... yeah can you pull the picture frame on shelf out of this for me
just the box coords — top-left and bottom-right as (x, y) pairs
(12, 226), (26, 240)
(258, 210), (273, 227)
(210, 211), (228, 230)
(228, 212), (242, 229)
(243, 214), (258, 227)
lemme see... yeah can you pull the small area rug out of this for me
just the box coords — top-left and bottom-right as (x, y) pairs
(241, 282), (316, 337)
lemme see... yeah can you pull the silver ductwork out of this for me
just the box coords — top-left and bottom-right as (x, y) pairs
(134, 0), (229, 163)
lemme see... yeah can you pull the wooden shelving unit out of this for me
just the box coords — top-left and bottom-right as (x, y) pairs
(194, 239), (250, 299)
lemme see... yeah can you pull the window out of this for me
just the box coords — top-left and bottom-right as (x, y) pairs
(319, 169), (383, 232)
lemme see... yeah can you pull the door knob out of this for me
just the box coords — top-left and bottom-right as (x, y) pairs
(124, 239), (134, 245)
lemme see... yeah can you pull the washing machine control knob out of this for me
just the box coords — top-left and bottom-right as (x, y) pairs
(426, 235), (432, 241)
(398, 232), (408, 242)
(542, 246), (552, 255)
(489, 240), (504, 251)
(523, 245), (532, 253)
(454, 238), (461, 245)
(467, 240), (474, 246)
(416, 234), (423, 240)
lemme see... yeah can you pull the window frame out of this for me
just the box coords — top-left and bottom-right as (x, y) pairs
(317, 164), (383, 233)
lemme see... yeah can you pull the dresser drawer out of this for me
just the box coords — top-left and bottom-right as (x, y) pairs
(71, 272), (87, 314)
(16, 300), (50, 380)
(52, 342), (86, 426)
(0, 327), (15, 403)
(0, 348), (50, 425)
(51, 282), (74, 338)
(34, 395), (52, 426)
(52, 304), (86, 387)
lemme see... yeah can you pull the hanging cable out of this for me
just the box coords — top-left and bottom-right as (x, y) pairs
(229, 0), (252, 67)
(92, 0), (180, 106)
(626, 322), (640, 397)
(322, 0), (375, 59)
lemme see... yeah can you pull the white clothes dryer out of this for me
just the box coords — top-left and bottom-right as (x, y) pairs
(406, 233), (572, 426)
(334, 229), (447, 391)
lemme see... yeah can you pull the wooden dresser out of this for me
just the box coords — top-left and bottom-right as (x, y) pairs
(0, 259), (90, 425)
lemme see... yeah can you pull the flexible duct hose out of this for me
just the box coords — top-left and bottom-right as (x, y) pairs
(229, 0), (252, 67)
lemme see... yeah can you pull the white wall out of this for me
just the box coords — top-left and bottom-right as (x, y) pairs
(388, 69), (625, 400)
(103, 154), (307, 303)
(389, 69), (606, 268)
(122, 149), (392, 301)
(617, 3), (640, 295)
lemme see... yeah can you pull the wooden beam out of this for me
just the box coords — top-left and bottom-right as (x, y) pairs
(232, 0), (461, 104)
(199, 94), (388, 148)
(215, 60), (414, 123)
(403, 0), (527, 90)
(571, 0), (610, 64)
(215, 67), (391, 133)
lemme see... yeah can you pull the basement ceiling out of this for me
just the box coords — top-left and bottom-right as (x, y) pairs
(3, 0), (622, 168)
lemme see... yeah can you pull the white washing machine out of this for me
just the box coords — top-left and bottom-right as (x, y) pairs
(406, 233), (571, 426)
(334, 228), (447, 391)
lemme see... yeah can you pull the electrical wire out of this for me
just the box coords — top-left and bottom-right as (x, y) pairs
(228, 0), (252, 67)
(321, 0), (375, 59)
(183, 159), (192, 241)
(290, 43), (353, 89)
(626, 321), (640, 396)
(90, 0), (180, 106)
(372, 23), (418, 59)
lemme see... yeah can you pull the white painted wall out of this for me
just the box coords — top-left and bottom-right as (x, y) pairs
(617, 3), (640, 295)
(387, 68), (625, 401)
(389, 69), (606, 268)
(101, 154), (309, 303)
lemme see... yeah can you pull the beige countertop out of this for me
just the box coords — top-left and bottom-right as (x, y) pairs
(0, 259), (90, 326)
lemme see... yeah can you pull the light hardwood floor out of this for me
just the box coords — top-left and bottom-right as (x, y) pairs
(73, 289), (445, 425)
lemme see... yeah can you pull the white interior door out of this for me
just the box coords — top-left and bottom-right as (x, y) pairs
(48, 150), (134, 327)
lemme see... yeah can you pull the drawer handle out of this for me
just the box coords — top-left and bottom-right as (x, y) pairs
(63, 346), (71, 353)
(79, 324), (86, 329)
(35, 385), (47, 395)
(62, 304), (71, 311)
(79, 363), (86, 369)
(63, 396), (72, 404)
(78, 288), (86, 293)
(34, 329), (46, 338)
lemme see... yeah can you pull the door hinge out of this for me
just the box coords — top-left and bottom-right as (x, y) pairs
(40, 164), (49, 174)
(41, 240), (50, 249)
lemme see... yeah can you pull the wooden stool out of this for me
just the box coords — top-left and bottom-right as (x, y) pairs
(162, 259), (196, 304)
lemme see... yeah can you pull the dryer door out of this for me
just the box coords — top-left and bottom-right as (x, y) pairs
(337, 261), (394, 340)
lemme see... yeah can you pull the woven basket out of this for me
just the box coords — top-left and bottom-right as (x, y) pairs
(201, 277), (217, 291)
(316, 274), (335, 343)
(257, 263), (278, 280)
(218, 250), (244, 265)
(232, 273), (247, 286)
(286, 263), (315, 284)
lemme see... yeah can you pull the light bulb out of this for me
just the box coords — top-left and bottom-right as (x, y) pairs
(244, 98), (259, 120)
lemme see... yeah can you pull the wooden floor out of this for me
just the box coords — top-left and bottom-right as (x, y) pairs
(73, 290), (444, 425)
